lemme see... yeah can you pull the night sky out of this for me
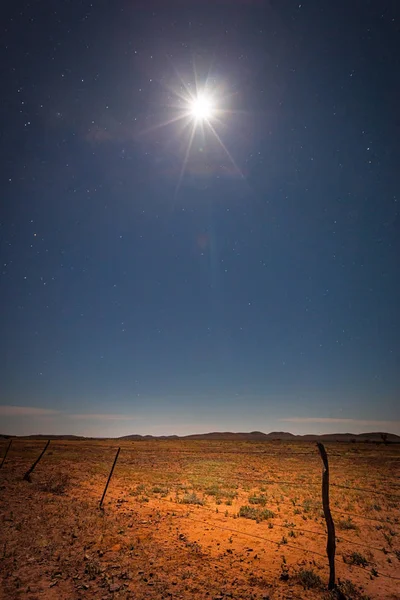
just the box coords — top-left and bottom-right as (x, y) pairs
(2, 0), (399, 437)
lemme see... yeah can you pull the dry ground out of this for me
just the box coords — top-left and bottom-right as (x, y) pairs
(0, 439), (399, 600)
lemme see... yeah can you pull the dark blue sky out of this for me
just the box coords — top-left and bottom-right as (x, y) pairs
(1, 0), (399, 436)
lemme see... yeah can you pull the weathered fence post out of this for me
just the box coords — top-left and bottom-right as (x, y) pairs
(0, 439), (12, 469)
(317, 442), (336, 590)
(23, 439), (50, 481)
(99, 447), (121, 509)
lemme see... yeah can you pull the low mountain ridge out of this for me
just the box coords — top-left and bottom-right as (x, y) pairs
(117, 431), (400, 442)
(2, 431), (399, 442)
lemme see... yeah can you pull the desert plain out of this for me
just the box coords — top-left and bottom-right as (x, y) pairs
(1, 439), (399, 600)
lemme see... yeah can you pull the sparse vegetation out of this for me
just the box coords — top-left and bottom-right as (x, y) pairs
(152, 485), (169, 496)
(238, 505), (275, 521)
(337, 517), (359, 531)
(37, 472), (70, 495)
(345, 552), (369, 567)
(332, 578), (371, 600)
(297, 568), (322, 589)
(180, 492), (204, 506)
(0, 438), (398, 599)
(248, 493), (267, 505)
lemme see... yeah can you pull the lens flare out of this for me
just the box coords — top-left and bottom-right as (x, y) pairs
(190, 94), (213, 121)
(137, 68), (244, 197)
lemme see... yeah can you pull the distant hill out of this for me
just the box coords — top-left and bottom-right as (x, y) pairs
(117, 431), (400, 443)
(2, 431), (399, 443)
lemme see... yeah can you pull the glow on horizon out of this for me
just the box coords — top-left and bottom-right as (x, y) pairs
(1, 405), (399, 437)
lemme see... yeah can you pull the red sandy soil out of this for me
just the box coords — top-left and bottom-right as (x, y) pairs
(1, 440), (399, 599)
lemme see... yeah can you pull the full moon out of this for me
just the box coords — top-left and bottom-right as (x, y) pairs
(190, 94), (213, 121)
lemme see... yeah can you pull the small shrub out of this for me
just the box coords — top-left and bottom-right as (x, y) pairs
(302, 499), (314, 513)
(346, 552), (368, 567)
(205, 485), (238, 503)
(38, 472), (70, 495)
(238, 505), (275, 521)
(205, 484), (220, 496)
(152, 485), (169, 496)
(298, 568), (322, 589)
(334, 579), (360, 598)
(337, 517), (358, 531)
(248, 494), (267, 506)
(129, 484), (146, 496)
(225, 490), (238, 501)
(181, 492), (204, 506)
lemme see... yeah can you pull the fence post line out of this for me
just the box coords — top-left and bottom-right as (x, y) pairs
(317, 442), (336, 590)
(99, 447), (121, 509)
(0, 439), (12, 469)
(23, 439), (51, 481)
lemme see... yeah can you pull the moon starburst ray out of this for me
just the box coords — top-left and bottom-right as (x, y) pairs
(174, 121), (197, 199)
(207, 121), (244, 179)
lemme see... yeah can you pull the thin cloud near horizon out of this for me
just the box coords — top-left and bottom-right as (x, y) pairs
(0, 406), (137, 421)
(280, 417), (400, 427)
(0, 405), (60, 417)
(68, 413), (137, 421)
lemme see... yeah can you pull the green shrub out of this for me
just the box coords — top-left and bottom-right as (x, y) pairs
(346, 552), (368, 567)
(238, 505), (275, 521)
(298, 568), (322, 589)
(152, 485), (169, 496)
(337, 517), (358, 531)
(248, 494), (267, 506)
(180, 492), (204, 506)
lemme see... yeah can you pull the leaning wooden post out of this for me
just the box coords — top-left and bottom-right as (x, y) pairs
(23, 439), (50, 481)
(317, 442), (336, 590)
(0, 439), (12, 469)
(99, 447), (120, 509)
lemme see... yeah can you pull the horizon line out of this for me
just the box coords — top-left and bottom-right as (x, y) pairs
(1, 429), (399, 439)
